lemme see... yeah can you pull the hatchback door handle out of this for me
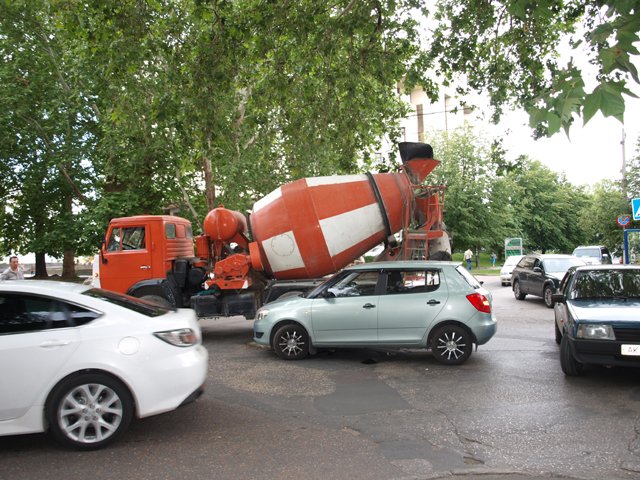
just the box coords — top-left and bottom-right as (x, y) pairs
(427, 300), (441, 305)
(140, 265), (151, 270)
(362, 303), (376, 309)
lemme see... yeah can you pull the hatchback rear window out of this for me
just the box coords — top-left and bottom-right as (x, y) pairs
(456, 266), (481, 288)
(82, 288), (172, 317)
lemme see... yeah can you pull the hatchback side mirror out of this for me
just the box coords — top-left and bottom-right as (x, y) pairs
(551, 293), (565, 304)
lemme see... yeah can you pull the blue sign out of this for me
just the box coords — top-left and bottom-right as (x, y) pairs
(633, 198), (640, 221)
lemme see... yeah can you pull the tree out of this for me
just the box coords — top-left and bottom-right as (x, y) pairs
(508, 160), (589, 253)
(427, 127), (517, 256)
(578, 180), (627, 254)
(426, 1), (640, 136)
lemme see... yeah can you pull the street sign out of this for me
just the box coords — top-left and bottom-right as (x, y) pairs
(633, 198), (640, 221)
(618, 215), (631, 227)
(504, 237), (523, 257)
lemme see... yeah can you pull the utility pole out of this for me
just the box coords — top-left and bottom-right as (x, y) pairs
(621, 128), (628, 200)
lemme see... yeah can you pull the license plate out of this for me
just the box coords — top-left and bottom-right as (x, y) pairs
(621, 344), (640, 356)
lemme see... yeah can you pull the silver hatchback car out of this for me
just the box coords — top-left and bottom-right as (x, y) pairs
(253, 261), (497, 365)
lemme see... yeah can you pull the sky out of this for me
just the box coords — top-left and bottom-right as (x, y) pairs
(491, 98), (640, 188)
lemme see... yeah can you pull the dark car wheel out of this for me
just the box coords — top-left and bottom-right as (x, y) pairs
(513, 280), (526, 300)
(544, 286), (555, 308)
(560, 334), (584, 376)
(46, 373), (134, 450)
(554, 320), (562, 345)
(273, 324), (309, 360)
(431, 325), (472, 365)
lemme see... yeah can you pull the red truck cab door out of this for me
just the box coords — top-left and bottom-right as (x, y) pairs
(100, 224), (153, 294)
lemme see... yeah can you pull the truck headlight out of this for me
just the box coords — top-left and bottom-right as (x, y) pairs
(256, 309), (269, 321)
(576, 324), (615, 340)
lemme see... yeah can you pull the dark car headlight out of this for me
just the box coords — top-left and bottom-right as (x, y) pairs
(576, 324), (615, 340)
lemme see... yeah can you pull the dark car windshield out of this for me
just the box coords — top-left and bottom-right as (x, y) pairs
(542, 258), (584, 272)
(569, 270), (640, 300)
(82, 288), (172, 317)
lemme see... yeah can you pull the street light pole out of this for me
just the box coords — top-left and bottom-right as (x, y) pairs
(621, 128), (627, 200)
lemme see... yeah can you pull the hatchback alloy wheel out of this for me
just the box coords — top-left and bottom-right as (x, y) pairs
(273, 324), (309, 360)
(431, 325), (472, 365)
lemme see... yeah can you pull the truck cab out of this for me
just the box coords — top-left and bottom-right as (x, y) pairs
(94, 216), (197, 305)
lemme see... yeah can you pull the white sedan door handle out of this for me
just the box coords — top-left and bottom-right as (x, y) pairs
(39, 340), (71, 348)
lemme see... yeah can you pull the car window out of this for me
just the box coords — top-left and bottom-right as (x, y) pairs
(573, 248), (599, 258)
(82, 288), (172, 316)
(456, 266), (481, 288)
(384, 270), (440, 295)
(106, 226), (146, 252)
(543, 257), (584, 272)
(518, 257), (534, 269)
(570, 270), (640, 299)
(327, 271), (379, 298)
(0, 294), (90, 334)
(559, 270), (575, 295)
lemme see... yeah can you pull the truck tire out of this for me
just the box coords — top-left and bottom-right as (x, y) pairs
(140, 294), (171, 307)
(513, 280), (526, 300)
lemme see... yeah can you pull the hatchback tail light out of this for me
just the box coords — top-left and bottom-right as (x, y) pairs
(466, 293), (491, 313)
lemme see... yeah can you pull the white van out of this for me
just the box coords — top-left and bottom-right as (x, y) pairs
(572, 245), (612, 265)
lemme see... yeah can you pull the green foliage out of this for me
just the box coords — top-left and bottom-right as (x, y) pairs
(428, 0), (640, 136)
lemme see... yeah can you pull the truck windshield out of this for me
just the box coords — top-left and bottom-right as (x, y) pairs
(82, 288), (172, 317)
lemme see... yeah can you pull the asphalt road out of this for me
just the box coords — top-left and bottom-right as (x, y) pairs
(2, 275), (640, 480)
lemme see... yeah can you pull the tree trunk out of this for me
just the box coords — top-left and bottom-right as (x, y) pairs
(35, 252), (48, 277)
(62, 249), (76, 278)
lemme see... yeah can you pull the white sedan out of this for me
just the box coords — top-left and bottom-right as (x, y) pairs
(0, 280), (208, 450)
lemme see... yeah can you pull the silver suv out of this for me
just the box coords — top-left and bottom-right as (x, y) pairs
(572, 245), (612, 265)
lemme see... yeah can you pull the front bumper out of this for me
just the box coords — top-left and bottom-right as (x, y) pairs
(567, 336), (640, 368)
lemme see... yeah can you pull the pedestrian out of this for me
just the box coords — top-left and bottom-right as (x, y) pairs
(464, 248), (473, 270)
(1, 256), (25, 280)
(491, 252), (497, 267)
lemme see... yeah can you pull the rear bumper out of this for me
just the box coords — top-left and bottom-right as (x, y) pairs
(474, 315), (498, 345)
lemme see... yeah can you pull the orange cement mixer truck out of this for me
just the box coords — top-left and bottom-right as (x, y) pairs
(92, 142), (450, 318)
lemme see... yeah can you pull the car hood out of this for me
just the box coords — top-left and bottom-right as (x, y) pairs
(568, 299), (640, 322)
(546, 272), (566, 281)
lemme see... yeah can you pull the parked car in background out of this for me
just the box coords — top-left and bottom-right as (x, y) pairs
(0, 281), (208, 450)
(511, 254), (585, 308)
(552, 265), (640, 375)
(572, 245), (612, 265)
(500, 255), (524, 286)
(253, 261), (497, 366)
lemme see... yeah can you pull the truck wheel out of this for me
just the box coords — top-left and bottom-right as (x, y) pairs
(513, 280), (526, 300)
(140, 294), (171, 307)
(560, 334), (584, 376)
(46, 373), (133, 450)
(272, 324), (309, 360)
